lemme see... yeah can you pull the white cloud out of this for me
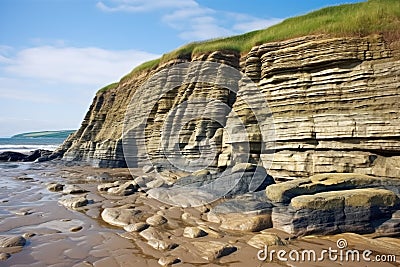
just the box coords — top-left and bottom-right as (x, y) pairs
(2, 46), (160, 86)
(0, 82), (56, 104)
(97, 0), (283, 41)
(97, 0), (198, 12)
(0, 45), (161, 137)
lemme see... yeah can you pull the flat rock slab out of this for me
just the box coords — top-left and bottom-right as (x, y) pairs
(272, 188), (400, 236)
(101, 206), (143, 227)
(220, 214), (272, 232)
(207, 192), (273, 231)
(266, 173), (396, 203)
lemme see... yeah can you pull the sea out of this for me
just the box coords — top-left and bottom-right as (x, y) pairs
(0, 137), (65, 154)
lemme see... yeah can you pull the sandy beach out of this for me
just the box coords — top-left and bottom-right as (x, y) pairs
(0, 161), (399, 267)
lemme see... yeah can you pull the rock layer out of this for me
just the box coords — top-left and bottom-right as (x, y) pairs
(60, 35), (400, 179)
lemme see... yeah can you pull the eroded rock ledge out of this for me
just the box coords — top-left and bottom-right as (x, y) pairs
(58, 34), (399, 180)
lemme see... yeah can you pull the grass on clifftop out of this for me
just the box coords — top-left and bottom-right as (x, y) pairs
(100, 0), (400, 92)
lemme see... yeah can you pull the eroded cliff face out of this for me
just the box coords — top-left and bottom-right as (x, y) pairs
(62, 35), (400, 179)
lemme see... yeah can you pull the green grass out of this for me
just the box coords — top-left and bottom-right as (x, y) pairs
(100, 0), (400, 92)
(97, 82), (119, 94)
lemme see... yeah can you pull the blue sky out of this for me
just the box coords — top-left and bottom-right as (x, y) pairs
(0, 0), (364, 137)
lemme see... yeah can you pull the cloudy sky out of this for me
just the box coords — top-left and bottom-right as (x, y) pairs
(0, 0), (364, 137)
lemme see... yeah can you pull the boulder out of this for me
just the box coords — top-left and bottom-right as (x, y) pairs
(272, 188), (400, 236)
(0, 235), (26, 248)
(0, 151), (27, 162)
(149, 167), (274, 207)
(25, 149), (52, 162)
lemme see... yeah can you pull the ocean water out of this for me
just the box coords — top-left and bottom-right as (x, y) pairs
(0, 137), (65, 154)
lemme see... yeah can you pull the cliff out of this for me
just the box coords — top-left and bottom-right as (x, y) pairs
(61, 34), (400, 180)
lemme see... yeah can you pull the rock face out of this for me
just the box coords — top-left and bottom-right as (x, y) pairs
(59, 34), (399, 179)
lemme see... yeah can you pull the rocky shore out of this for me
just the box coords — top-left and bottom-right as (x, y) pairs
(2, 161), (399, 266)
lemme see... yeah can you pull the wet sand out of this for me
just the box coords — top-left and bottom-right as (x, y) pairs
(0, 161), (399, 267)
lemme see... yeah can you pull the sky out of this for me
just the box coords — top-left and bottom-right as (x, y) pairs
(0, 0), (365, 137)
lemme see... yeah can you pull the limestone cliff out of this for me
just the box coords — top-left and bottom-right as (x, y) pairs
(61, 34), (400, 179)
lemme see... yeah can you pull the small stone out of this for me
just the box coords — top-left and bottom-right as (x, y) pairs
(0, 235), (26, 248)
(158, 256), (180, 266)
(63, 185), (88, 194)
(124, 222), (149, 232)
(22, 232), (36, 239)
(192, 241), (237, 261)
(59, 196), (89, 209)
(140, 227), (162, 241)
(70, 226), (83, 232)
(97, 182), (118, 192)
(247, 233), (286, 249)
(107, 181), (137, 196)
(192, 169), (210, 177)
(183, 227), (207, 238)
(47, 183), (64, 192)
(14, 210), (31, 216)
(147, 239), (178, 251)
(146, 179), (165, 189)
(146, 214), (167, 226)
(0, 253), (10, 261)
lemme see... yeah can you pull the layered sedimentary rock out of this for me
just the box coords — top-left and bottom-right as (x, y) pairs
(61, 35), (400, 179)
